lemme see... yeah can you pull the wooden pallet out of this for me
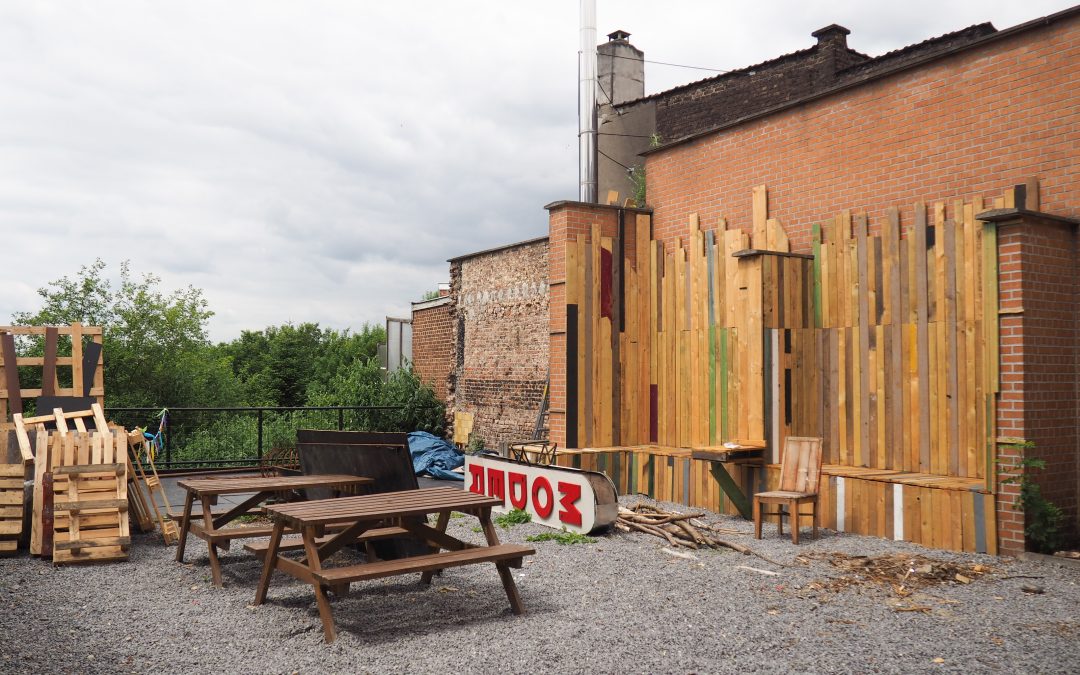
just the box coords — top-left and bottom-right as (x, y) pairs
(0, 463), (24, 553)
(126, 432), (178, 545)
(50, 430), (130, 564)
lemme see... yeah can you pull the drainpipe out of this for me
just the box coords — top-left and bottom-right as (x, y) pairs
(578, 0), (597, 203)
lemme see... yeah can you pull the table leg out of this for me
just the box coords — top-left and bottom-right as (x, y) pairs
(479, 508), (526, 615)
(420, 509), (450, 584)
(202, 497), (224, 587)
(175, 490), (194, 562)
(302, 525), (337, 643)
(254, 519), (286, 606)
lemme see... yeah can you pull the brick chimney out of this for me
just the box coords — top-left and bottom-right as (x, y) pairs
(811, 24), (853, 81)
(597, 29), (644, 106)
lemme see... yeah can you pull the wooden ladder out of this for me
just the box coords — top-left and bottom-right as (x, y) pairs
(127, 432), (178, 545)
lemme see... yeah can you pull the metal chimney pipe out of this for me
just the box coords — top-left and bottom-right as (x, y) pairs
(578, 0), (597, 203)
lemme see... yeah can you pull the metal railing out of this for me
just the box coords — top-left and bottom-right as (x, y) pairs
(110, 406), (439, 471)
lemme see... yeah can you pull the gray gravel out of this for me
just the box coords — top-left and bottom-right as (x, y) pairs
(2, 496), (1077, 674)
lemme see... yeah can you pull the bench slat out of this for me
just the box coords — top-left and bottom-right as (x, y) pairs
(312, 544), (535, 584)
(243, 526), (411, 555)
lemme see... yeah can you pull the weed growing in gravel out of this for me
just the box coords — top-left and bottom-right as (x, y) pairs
(494, 509), (532, 528)
(526, 530), (597, 545)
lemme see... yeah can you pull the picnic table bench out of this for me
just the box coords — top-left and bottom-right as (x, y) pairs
(175, 473), (372, 587)
(253, 486), (535, 643)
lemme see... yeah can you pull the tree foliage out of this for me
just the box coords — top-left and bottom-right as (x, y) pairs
(11, 260), (442, 437)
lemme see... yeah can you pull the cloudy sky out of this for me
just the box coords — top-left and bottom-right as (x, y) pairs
(0, 1), (1071, 341)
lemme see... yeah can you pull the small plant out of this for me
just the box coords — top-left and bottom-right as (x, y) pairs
(526, 530), (597, 545)
(421, 289), (441, 301)
(466, 435), (486, 455)
(1000, 445), (1063, 554)
(628, 166), (646, 208)
(494, 508), (532, 529)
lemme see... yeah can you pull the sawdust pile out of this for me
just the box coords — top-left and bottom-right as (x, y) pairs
(799, 552), (995, 597)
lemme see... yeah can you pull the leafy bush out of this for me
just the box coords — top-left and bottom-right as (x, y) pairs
(494, 508), (532, 528)
(1000, 447), (1064, 554)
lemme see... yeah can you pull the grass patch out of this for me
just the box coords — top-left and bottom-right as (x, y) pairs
(494, 508), (532, 529)
(526, 530), (596, 545)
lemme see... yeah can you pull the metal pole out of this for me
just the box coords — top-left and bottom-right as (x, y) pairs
(257, 409), (264, 462)
(579, 0), (598, 203)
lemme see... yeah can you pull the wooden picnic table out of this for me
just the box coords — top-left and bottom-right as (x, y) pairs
(175, 474), (372, 587)
(253, 486), (536, 643)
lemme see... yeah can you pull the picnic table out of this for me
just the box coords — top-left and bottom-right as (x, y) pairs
(253, 486), (536, 643)
(175, 474), (372, 587)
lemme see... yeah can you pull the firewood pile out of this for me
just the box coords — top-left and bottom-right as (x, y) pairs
(616, 503), (751, 553)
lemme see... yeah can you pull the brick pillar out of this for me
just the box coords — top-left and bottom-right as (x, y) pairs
(985, 207), (1080, 554)
(545, 200), (640, 448)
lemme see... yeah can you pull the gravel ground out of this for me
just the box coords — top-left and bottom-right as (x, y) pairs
(1, 496), (1077, 675)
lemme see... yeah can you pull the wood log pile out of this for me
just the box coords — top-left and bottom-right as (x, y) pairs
(616, 503), (751, 553)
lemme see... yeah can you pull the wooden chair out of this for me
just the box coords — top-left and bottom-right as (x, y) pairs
(753, 436), (823, 544)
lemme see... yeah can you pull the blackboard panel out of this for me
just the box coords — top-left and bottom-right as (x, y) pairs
(295, 429), (423, 559)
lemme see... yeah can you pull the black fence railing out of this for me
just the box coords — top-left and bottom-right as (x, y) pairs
(110, 406), (437, 471)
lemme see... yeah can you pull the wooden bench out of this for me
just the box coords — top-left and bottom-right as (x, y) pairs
(243, 526), (411, 559)
(255, 487), (537, 643)
(312, 544), (533, 585)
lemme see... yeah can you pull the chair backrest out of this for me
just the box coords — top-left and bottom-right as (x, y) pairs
(778, 436), (823, 494)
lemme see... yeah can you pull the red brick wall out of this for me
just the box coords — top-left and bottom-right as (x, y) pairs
(411, 299), (453, 401)
(997, 219), (1079, 549)
(546, 16), (1079, 551)
(645, 18), (1079, 252)
(449, 239), (549, 450)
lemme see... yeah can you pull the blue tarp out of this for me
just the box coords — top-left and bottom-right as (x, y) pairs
(408, 431), (465, 481)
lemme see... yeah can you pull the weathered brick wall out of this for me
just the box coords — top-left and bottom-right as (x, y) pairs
(411, 298), (453, 401)
(449, 239), (549, 450)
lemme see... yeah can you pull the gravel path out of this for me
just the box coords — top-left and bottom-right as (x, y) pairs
(2, 496), (1077, 674)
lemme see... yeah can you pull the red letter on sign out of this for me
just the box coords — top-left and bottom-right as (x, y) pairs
(487, 468), (505, 504)
(532, 476), (554, 519)
(508, 472), (528, 509)
(468, 463), (485, 495)
(557, 482), (583, 527)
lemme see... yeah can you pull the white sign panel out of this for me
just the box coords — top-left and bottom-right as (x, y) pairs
(464, 455), (598, 534)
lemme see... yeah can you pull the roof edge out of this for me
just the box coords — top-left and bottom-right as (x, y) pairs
(642, 5), (1080, 156)
(447, 235), (549, 264)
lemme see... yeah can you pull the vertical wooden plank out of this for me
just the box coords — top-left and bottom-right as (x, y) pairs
(913, 204), (931, 472)
(752, 185), (768, 249)
(70, 322), (85, 398)
(856, 214), (871, 467)
(885, 208), (903, 471)
(944, 219), (959, 477)
(812, 223), (823, 328)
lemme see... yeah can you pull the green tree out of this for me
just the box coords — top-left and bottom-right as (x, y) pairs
(13, 259), (239, 407)
(307, 358), (444, 434)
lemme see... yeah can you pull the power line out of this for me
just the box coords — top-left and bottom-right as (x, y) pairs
(602, 51), (740, 74)
(598, 147), (635, 173)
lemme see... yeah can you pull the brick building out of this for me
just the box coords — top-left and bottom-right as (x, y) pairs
(445, 237), (549, 451)
(547, 8), (1079, 554)
(410, 291), (452, 401)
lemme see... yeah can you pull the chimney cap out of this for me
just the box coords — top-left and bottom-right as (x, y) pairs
(811, 24), (851, 44)
(607, 29), (631, 42)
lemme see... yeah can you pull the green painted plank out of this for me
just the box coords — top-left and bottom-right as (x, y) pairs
(710, 462), (752, 519)
(709, 325), (717, 444)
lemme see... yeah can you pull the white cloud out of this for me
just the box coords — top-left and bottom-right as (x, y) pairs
(0, 0), (1071, 340)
